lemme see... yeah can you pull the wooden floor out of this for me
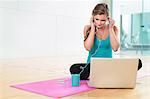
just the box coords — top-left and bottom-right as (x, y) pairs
(1, 56), (150, 99)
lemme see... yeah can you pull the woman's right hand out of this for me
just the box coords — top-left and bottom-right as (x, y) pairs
(90, 16), (95, 29)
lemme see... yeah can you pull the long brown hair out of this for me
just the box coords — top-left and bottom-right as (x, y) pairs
(84, 3), (109, 41)
(92, 3), (109, 17)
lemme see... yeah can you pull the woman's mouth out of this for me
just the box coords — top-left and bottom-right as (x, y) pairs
(97, 25), (103, 29)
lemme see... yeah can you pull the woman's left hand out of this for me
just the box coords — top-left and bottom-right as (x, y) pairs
(108, 18), (115, 28)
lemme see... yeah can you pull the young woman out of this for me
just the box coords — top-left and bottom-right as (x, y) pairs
(70, 3), (142, 80)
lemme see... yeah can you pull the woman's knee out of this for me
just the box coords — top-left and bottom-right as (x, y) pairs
(69, 63), (90, 80)
(69, 63), (83, 74)
(69, 64), (77, 73)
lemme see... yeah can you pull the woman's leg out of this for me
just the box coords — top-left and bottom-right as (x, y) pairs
(69, 59), (142, 80)
(69, 63), (90, 80)
(138, 59), (142, 70)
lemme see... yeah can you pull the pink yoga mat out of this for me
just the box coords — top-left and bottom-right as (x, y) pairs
(11, 77), (95, 98)
(11, 73), (150, 98)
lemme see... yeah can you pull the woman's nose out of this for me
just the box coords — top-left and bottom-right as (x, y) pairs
(99, 22), (102, 25)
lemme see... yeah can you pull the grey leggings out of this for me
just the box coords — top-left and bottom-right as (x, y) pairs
(70, 59), (142, 80)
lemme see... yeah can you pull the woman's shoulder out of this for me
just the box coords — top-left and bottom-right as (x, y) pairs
(84, 25), (91, 30)
(113, 25), (119, 34)
(83, 25), (91, 41)
(83, 25), (91, 35)
(113, 25), (118, 30)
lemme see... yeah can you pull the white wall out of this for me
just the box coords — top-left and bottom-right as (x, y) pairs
(143, 0), (150, 12)
(0, 0), (102, 59)
(112, 0), (150, 27)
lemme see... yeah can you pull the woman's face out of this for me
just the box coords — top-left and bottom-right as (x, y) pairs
(93, 14), (108, 29)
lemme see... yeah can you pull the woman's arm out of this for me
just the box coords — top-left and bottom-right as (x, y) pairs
(109, 26), (120, 52)
(108, 18), (119, 52)
(83, 25), (95, 51)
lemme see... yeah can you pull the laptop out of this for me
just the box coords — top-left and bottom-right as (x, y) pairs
(87, 58), (139, 88)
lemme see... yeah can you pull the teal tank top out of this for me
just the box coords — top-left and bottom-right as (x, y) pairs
(87, 35), (112, 63)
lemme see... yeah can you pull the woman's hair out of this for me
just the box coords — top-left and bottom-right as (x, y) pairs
(92, 3), (109, 16)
